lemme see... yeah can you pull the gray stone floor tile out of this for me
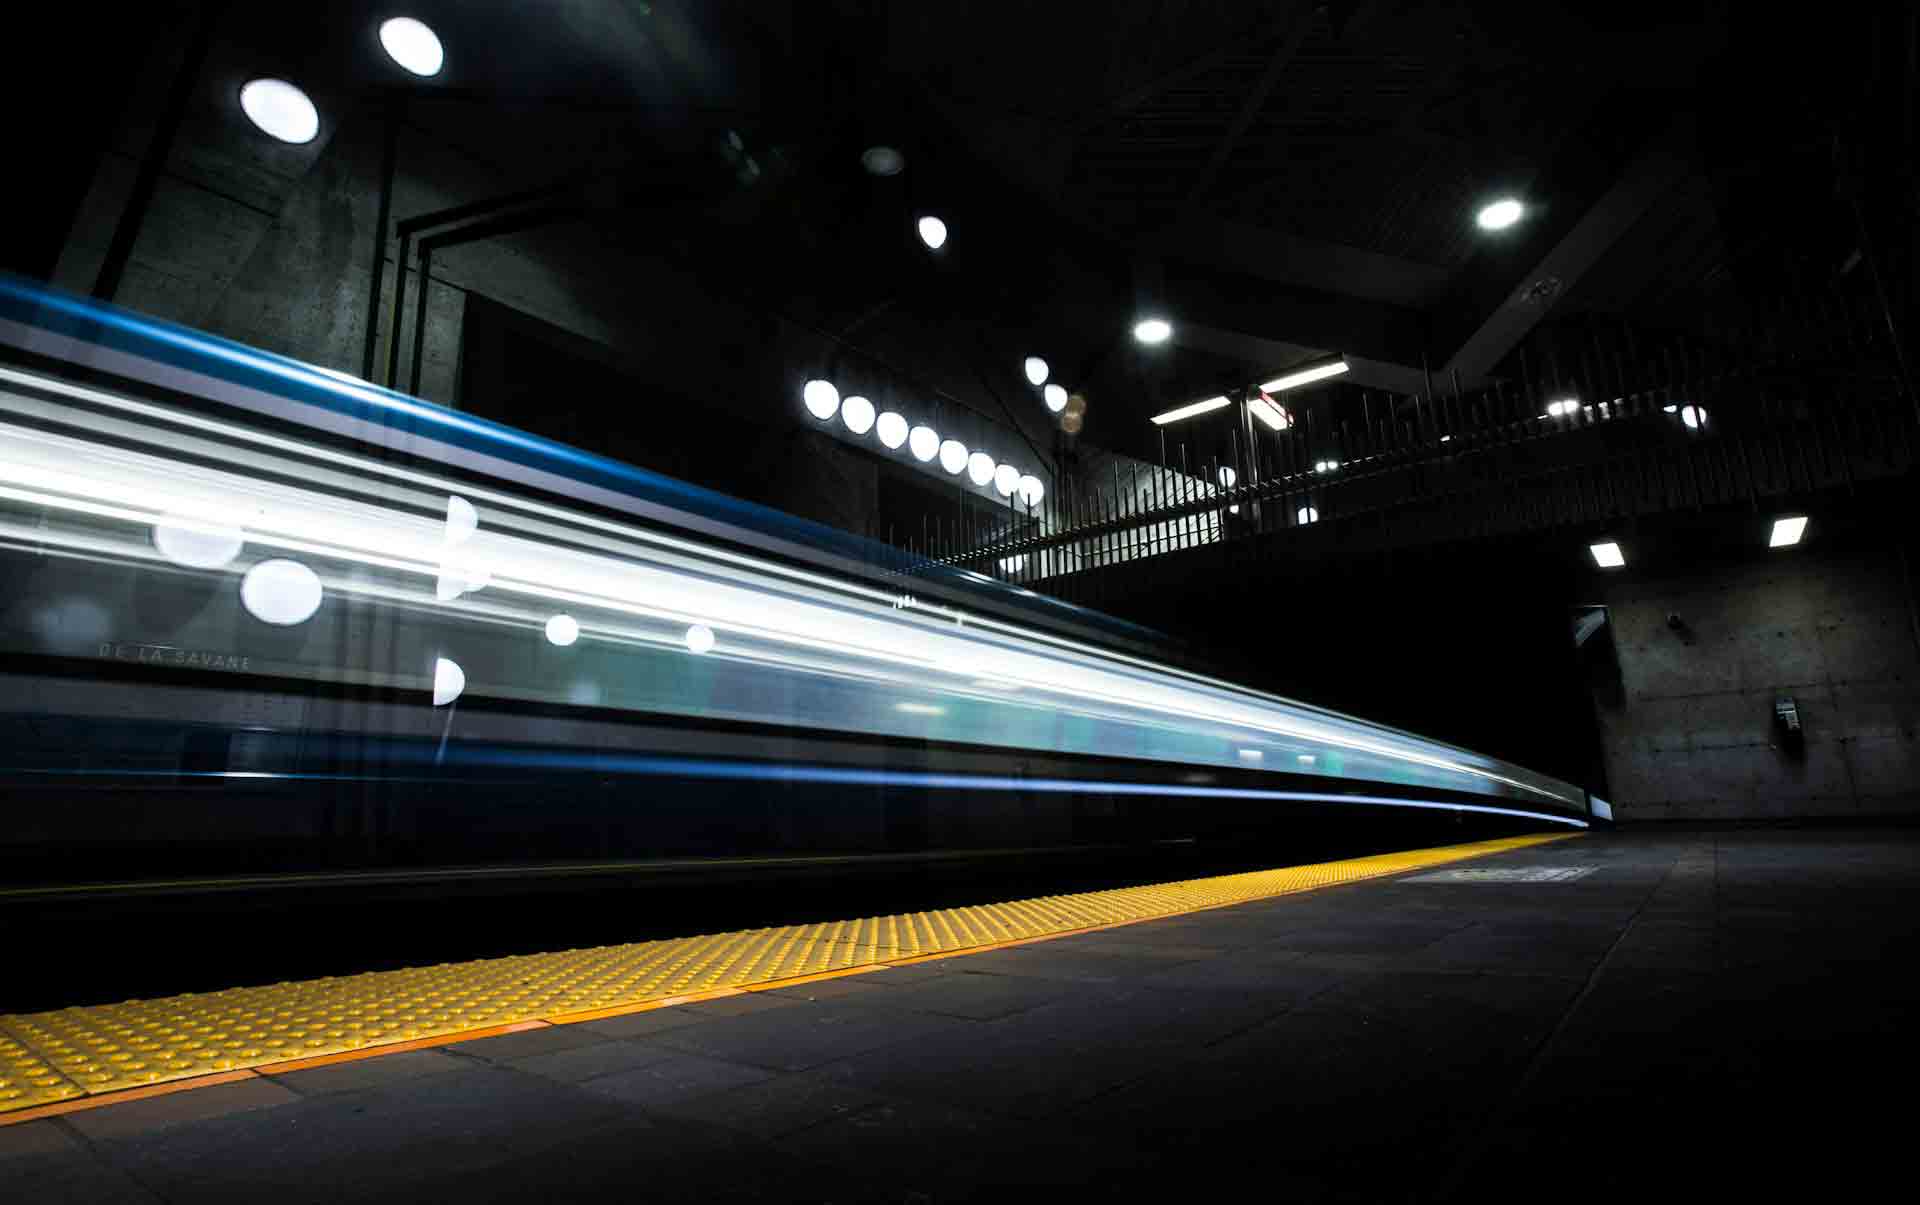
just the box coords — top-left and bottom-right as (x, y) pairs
(447, 1024), (609, 1061)
(269, 1049), (467, 1096)
(648, 1001), (969, 1071)
(504, 1038), (680, 1083)
(64, 1079), (301, 1143)
(579, 1006), (715, 1039)
(582, 1054), (778, 1109)
(650, 1067), (890, 1140)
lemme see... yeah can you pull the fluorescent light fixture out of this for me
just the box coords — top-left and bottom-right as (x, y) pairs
(1297, 754), (1316, 765)
(1297, 505), (1318, 525)
(802, 379), (839, 420)
(239, 79), (320, 145)
(1017, 475), (1044, 506)
(993, 463), (1020, 496)
(1545, 398), (1579, 417)
(432, 656), (465, 706)
(240, 558), (323, 625)
(544, 614), (579, 646)
(1248, 397), (1290, 430)
(152, 516), (244, 569)
(1133, 317), (1172, 345)
(1476, 198), (1525, 230)
(917, 216), (948, 250)
(1260, 359), (1349, 393)
(1589, 541), (1625, 569)
(896, 702), (945, 716)
(1000, 555), (1026, 573)
(1024, 357), (1049, 386)
(875, 411), (908, 449)
(1151, 395), (1229, 426)
(908, 425), (939, 462)
(379, 17), (445, 77)
(1769, 515), (1808, 548)
(938, 439), (968, 474)
(1043, 383), (1068, 413)
(1238, 748), (1263, 761)
(684, 623), (716, 654)
(967, 451), (996, 487)
(840, 394), (875, 435)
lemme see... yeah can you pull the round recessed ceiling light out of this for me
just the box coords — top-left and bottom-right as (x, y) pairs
(993, 463), (1020, 496)
(1017, 475), (1044, 506)
(545, 614), (579, 647)
(967, 451), (996, 487)
(917, 216), (948, 250)
(1042, 383), (1068, 413)
(1217, 466), (1237, 488)
(802, 379), (839, 420)
(153, 516), (245, 570)
(840, 394), (875, 435)
(1132, 317), (1172, 345)
(1023, 357), (1049, 386)
(862, 146), (904, 176)
(432, 656), (465, 705)
(1476, 198), (1525, 231)
(908, 425), (940, 462)
(240, 558), (323, 625)
(938, 439), (968, 474)
(684, 623), (716, 654)
(239, 79), (320, 144)
(379, 17), (445, 77)
(875, 411), (908, 449)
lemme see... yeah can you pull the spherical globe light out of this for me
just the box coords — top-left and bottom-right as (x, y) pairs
(240, 558), (322, 625)
(861, 145), (904, 176)
(378, 17), (445, 77)
(917, 216), (948, 250)
(802, 379), (839, 420)
(1132, 317), (1172, 345)
(1023, 357), (1049, 386)
(432, 656), (465, 706)
(841, 394), (875, 435)
(1680, 404), (1706, 429)
(545, 614), (579, 646)
(1017, 475), (1044, 506)
(967, 451), (996, 486)
(1476, 198), (1525, 231)
(1217, 466), (1237, 488)
(909, 425), (940, 462)
(876, 411), (908, 449)
(938, 439), (968, 474)
(993, 463), (1020, 496)
(239, 79), (320, 145)
(684, 623), (715, 654)
(153, 516), (245, 569)
(1042, 383), (1067, 413)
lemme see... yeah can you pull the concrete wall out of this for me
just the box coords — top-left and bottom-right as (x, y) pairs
(1596, 543), (1920, 820)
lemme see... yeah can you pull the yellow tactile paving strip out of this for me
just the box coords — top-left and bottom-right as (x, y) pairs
(0, 832), (1575, 1117)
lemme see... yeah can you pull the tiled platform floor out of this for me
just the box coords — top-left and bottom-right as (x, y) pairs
(3, 828), (1914, 1202)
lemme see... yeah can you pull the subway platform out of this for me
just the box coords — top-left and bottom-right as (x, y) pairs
(2, 828), (1914, 1202)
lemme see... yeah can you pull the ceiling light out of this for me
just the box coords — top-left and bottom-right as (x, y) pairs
(1238, 749), (1263, 761)
(152, 516), (244, 569)
(1590, 541), (1626, 569)
(861, 145), (904, 176)
(967, 451), (996, 487)
(896, 702), (945, 716)
(1151, 395), (1228, 425)
(1297, 506), (1318, 525)
(1000, 555), (1026, 573)
(379, 17), (445, 77)
(840, 394), (875, 435)
(909, 425), (940, 462)
(1476, 198), (1525, 230)
(1043, 384), (1068, 413)
(1260, 359), (1349, 393)
(1680, 404), (1706, 429)
(1545, 398), (1579, 417)
(684, 624), (715, 654)
(1663, 404), (1679, 413)
(1018, 475), (1044, 506)
(876, 411), (908, 449)
(994, 463), (1020, 496)
(1024, 357), (1049, 386)
(1133, 318), (1173, 344)
(1248, 397), (1290, 431)
(239, 79), (320, 144)
(1217, 466), (1237, 488)
(432, 656), (465, 706)
(1297, 754), (1316, 765)
(1769, 515), (1808, 548)
(1440, 434), (1452, 443)
(917, 216), (948, 250)
(1314, 459), (1339, 473)
(545, 614), (579, 646)
(444, 494), (477, 544)
(938, 439), (968, 474)
(802, 379), (839, 420)
(240, 558), (322, 625)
